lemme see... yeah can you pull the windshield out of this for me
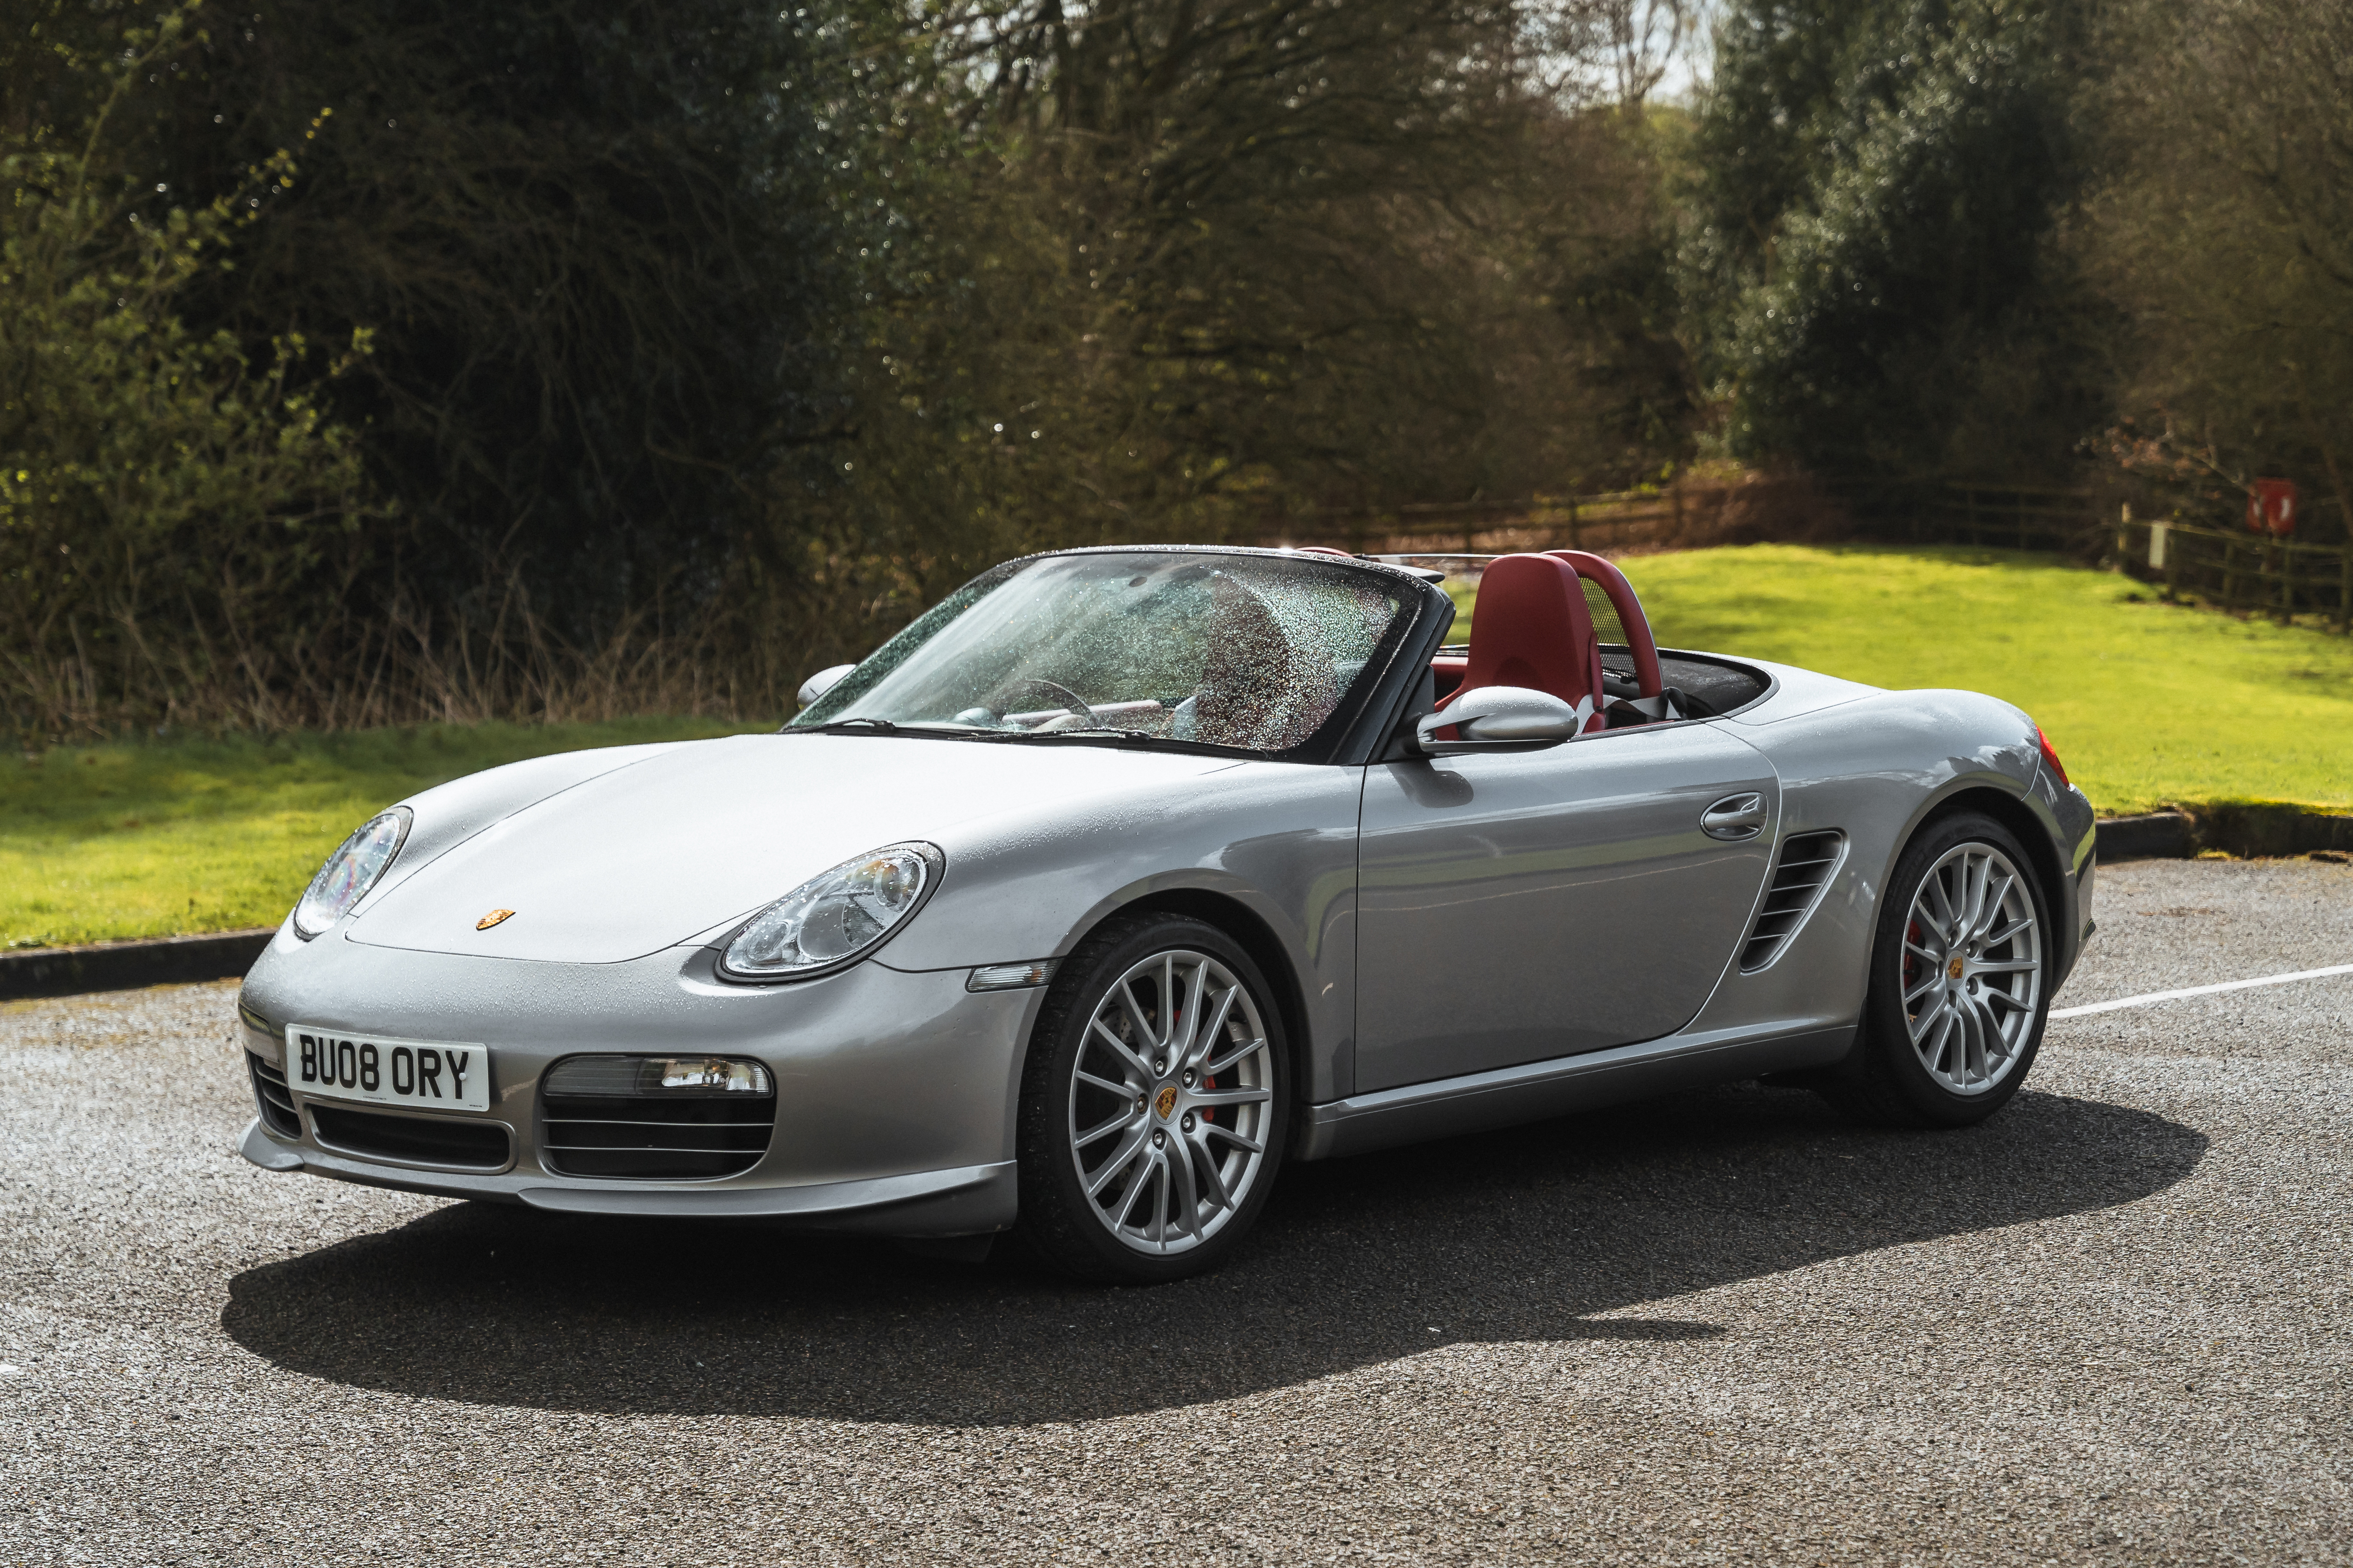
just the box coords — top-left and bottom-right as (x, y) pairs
(791, 551), (1417, 756)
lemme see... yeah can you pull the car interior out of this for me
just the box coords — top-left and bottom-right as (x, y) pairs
(1321, 548), (1773, 729)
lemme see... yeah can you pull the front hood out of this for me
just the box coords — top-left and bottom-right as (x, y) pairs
(346, 734), (1240, 964)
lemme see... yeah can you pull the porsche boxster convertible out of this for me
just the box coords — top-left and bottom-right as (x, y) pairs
(235, 545), (2097, 1282)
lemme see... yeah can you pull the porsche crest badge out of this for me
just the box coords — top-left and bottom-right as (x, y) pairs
(1154, 1085), (1180, 1120)
(477, 909), (516, 931)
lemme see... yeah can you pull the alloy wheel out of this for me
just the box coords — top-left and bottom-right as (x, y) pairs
(1898, 842), (2043, 1095)
(1065, 949), (1274, 1254)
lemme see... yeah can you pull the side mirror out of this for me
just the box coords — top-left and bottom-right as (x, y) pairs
(796, 663), (856, 708)
(1414, 685), (1589, 756)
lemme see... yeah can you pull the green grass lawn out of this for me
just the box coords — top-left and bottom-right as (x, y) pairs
(9, 543), (2351, 949)
(2, 717), (768, 950)
(1453, 543), (2353, 817)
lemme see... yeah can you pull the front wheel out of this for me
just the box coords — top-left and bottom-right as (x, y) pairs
(1012, 915), (1289, 1284)
(1820, 811), (2052, 1128)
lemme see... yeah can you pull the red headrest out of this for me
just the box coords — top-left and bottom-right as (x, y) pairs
(1441, 553), (1604, 729)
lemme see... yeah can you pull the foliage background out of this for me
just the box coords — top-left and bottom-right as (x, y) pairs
(3, 0), (2347, 743)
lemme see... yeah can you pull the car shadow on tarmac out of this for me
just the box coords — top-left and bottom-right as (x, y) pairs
(221, 1082), (2204, 1426)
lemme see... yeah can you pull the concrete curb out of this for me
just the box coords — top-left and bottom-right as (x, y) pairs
(2182, 803), (2353, 860)
(0, 928), (275, 1003)
(2095, 806), (2353, 863)
(2094, 812), (2197, 862)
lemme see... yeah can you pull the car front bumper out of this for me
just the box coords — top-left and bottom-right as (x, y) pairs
(234, 924), (1044, 1237)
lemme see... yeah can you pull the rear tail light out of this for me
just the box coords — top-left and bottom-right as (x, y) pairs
(2035, 727), (2070, 789)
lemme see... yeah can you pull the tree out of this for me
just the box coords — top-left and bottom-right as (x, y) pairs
(0, 4), (372, 735)
(2076, 0), (2353, 543)
(139, 0), (858, 642)
(3, 0), (1723, 725)
(808, 0), (1701, 585)
(1686, 0), (2103, 478)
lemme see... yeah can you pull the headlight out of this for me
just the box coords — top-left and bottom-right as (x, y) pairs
(719, 842), (942, 982)
(292, 808), (412, 939)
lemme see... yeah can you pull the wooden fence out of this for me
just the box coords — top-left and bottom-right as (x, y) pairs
(1251, 477), (2122, 558)
(1247, 479), (1807, 558)
(2120, 516), (2353, 631)
(1914, 488), (2352, 631)
(1253, 477), (2353, 633)
(1910, 483), (2107, 553)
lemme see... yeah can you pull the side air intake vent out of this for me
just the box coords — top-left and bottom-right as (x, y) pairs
(1740, 831), (1847, 972)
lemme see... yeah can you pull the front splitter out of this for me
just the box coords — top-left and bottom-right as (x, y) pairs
(236, 1117), (1015, 1237)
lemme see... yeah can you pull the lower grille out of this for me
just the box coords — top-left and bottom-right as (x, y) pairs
(540, 1054), (776, 1181)
(248, 1053), (300, 1138)
(1740, 830), (1847, 971)
(309, 1104), (512, 1170)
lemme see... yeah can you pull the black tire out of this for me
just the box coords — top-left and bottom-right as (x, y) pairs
(1818, 810), (2053, 1129)
(1011, 913), (1291, 1284)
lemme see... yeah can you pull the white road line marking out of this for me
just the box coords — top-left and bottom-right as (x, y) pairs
(2051, 963), (2353, 1019)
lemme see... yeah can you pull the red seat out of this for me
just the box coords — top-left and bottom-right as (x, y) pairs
(1436, 553), (1604, 733)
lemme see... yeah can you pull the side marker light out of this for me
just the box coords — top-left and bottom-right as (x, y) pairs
(968, 960), (1060, 992)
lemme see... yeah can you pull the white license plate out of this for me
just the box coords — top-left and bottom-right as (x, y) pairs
(283, 1026), (491, 1114)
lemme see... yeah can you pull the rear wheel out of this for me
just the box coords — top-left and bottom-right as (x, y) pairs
(1012, 915), (1289, 1284)
(1820, 811), (2051, 1128)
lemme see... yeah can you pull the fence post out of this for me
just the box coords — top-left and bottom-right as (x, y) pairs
(2165, 518), (2182, 599)
(1567, 496), (1580, 552)
(2118, 503), (2131, 568)
(2281, 541), (2296, 623)
(2223, 535), (2239, 611)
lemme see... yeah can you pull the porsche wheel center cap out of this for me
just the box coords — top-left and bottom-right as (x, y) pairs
(1946, 954), (1966, 981)
(1154, 1085), (1180, 1120)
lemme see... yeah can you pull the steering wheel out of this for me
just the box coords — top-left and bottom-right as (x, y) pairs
(1011, 678), (1100, 729)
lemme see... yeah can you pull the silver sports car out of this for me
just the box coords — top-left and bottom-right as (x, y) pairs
(235, 545), (2096, 1282)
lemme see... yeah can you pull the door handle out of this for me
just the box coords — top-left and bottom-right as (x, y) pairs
(1701, 792), (1768, 841)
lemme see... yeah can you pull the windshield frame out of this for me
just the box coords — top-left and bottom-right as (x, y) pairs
(783, 546), (1451, 766)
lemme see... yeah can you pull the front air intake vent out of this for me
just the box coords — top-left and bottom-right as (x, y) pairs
(310, 1104), (513, 1170)
(248, 1052), (300, 1139)
(1739, 830), (1847, 972)
(539, 1055), (776, 1181)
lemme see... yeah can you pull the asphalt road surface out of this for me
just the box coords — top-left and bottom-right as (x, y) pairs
(3, 857), (2348, 1565)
